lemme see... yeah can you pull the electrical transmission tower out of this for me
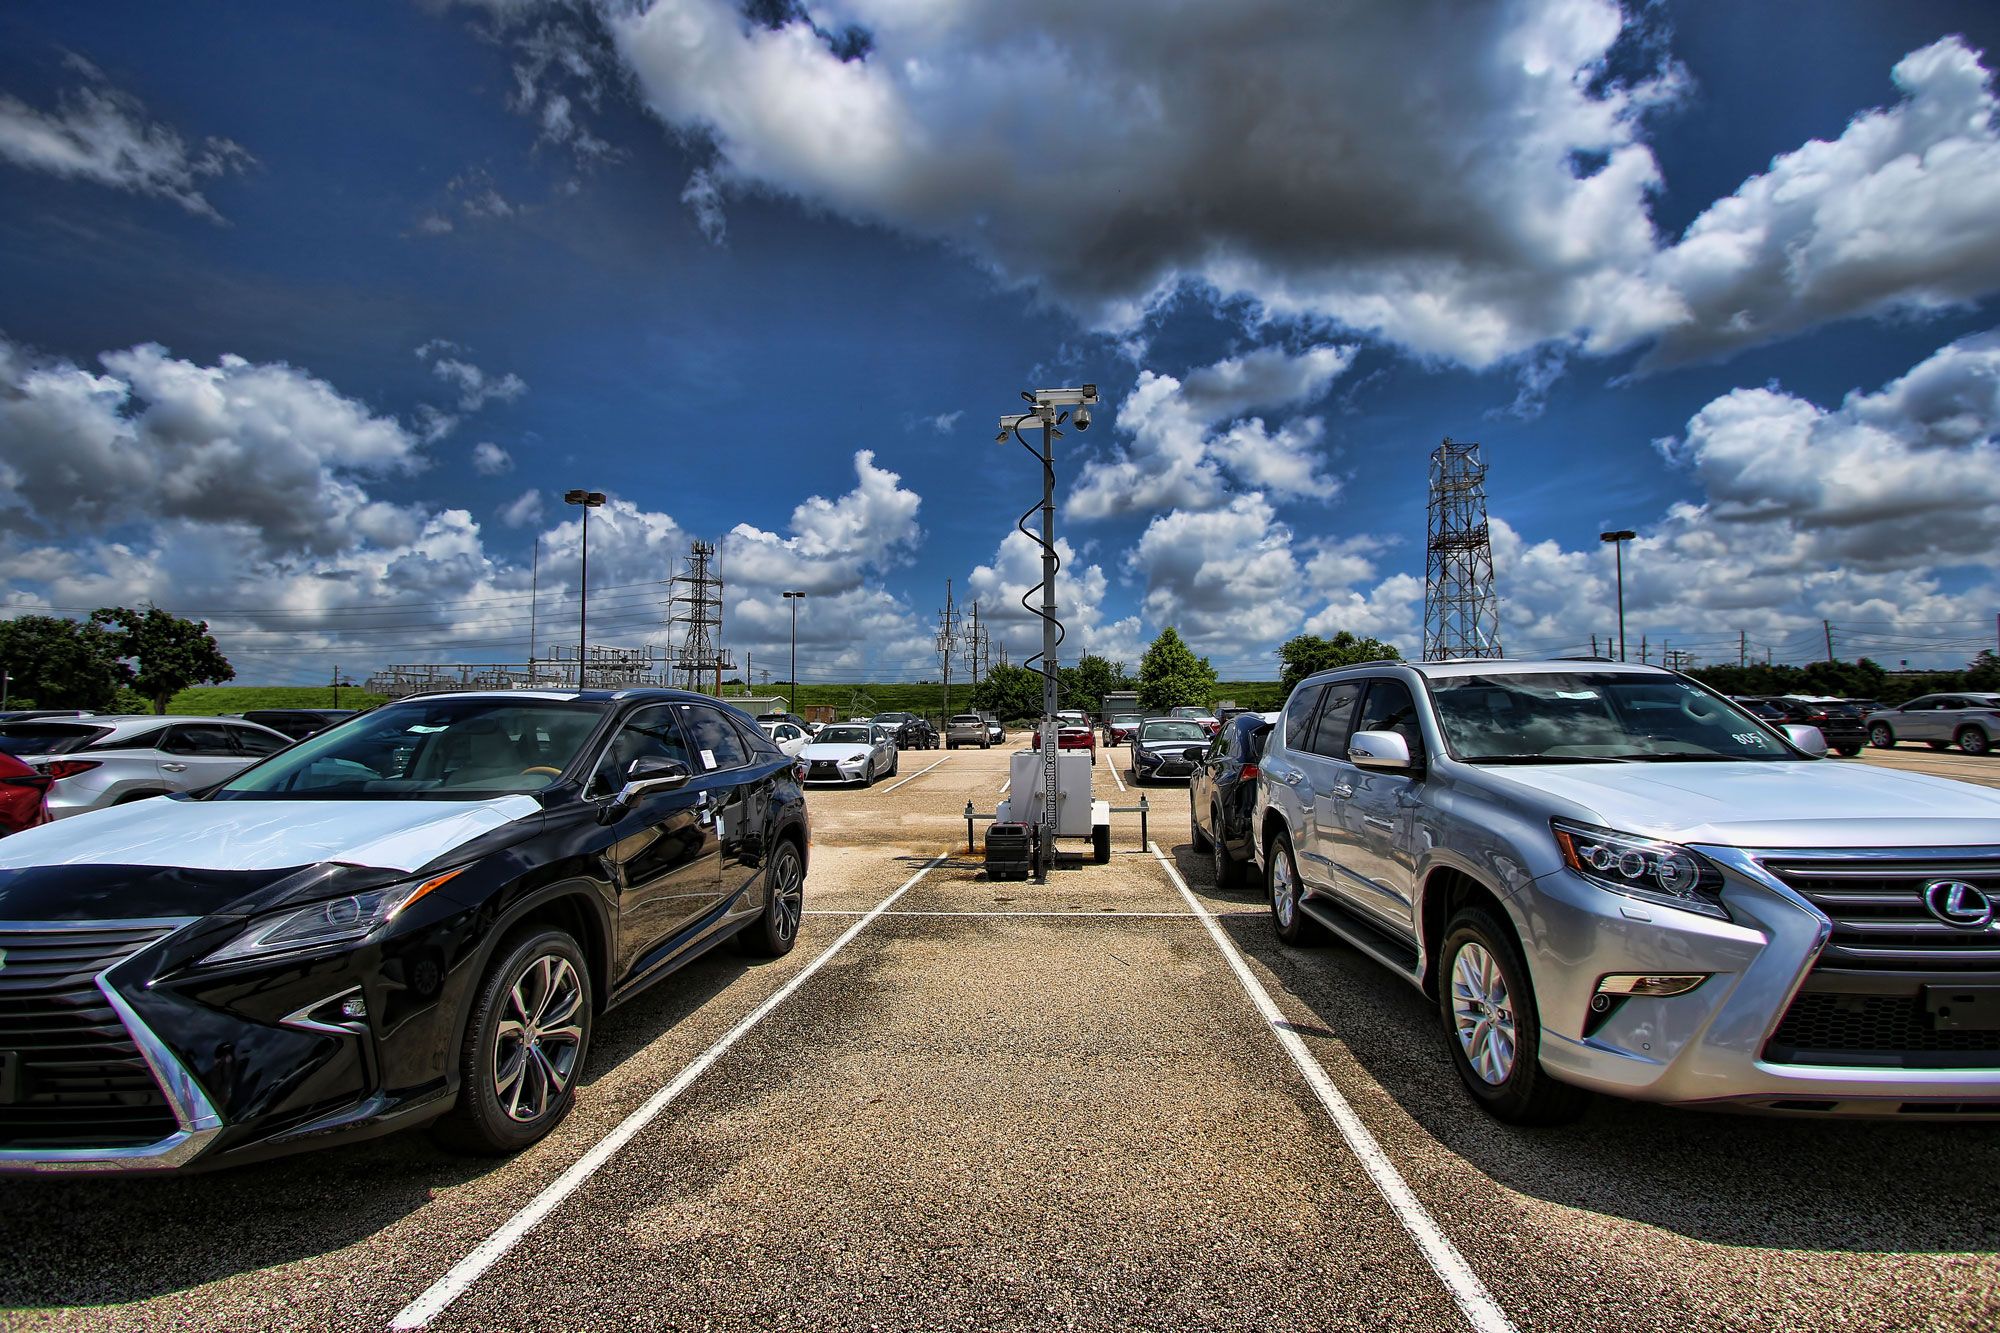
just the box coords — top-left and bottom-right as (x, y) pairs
(1422, 438), (1504, 660)
(936, 578), (959, 717)
(670, 540), (734, 693)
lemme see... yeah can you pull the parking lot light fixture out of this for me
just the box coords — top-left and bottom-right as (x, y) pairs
(566, 489), (607, 688)
(783, 591), (805, 713)
(1599, 529), (1636, 662)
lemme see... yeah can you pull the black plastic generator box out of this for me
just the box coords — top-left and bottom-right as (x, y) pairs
(984, 822), (1033, 879)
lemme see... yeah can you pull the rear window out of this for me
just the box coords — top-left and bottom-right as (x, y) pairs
(0, 723), (115, 756)
(951, 714), (983, 724)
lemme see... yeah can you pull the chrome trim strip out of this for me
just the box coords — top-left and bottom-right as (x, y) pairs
(0, 918), (224, 1173)
(281, 986), (367, 1038)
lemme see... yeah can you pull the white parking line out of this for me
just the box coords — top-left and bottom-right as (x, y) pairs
(879, 755), (951, 794)
(1147, 843), (1517, 1333)
(389, 854), (949, 1331)
(1107, 750), (1126, 792)
(802, 909), (1262, 918)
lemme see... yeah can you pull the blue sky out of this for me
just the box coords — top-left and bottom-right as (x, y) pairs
(3, 0), (1999, 685)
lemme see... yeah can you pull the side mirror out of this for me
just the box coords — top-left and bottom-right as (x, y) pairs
(608, 756), (692, 813)
(1781, 723), (1829, 757)
(1182, 747), (1209, 764)
(1348, 730), (1414, 770)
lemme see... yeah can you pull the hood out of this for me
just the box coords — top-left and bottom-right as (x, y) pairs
(1139, 735), (1205, 751)
(1472, 760), (2000, 849)
(801, 742), (870, 761)
(0, 794), (542, 874)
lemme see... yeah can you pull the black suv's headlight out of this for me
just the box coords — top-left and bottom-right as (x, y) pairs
(202, 867), (466, 965)
(1551, 820), (1728, 919)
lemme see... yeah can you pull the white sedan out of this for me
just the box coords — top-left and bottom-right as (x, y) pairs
(798, 722), (898, 786)
(758, 719), (811, 758)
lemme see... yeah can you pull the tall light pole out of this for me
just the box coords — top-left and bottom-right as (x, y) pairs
(1599, 529), (1635, 662)
(783, 590), (805, 714)
(565, 489), (605, 688)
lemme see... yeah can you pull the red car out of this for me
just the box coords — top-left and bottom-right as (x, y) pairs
(1169, 705), (1221, 736)
(0, 751), (52, 836)
(1031, 719), (1098, 765)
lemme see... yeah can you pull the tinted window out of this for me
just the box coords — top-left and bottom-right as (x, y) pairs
(591, 703), (693, 794)
(1353, 680), (1424, 760)
(229, 726), (289, 756)
(1306, 682), (1363, 759)
(681, 706), (751, 772)
(1281, 685), (1322, 751)
(162, 725), (238, 756)
(727, 712), (776, 755)
(0, 723), (113, 756)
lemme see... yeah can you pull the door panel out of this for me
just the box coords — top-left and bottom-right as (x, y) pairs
(1298, 682), (1362, 893)
(592, 704), (722, 984)
(1336, 680), (1425, 934)
(159, 724), (251, 790)
(679, 706), (761, 905)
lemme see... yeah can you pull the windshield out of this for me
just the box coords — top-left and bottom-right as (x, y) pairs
(213, 698), (608, 799)
(817, 726), (872, 744)
(1429, 672), (1794, 763)
(1169, 707), (1208, 719)
(1141, 721), (1208, 742)
(0, 723), (114, 756)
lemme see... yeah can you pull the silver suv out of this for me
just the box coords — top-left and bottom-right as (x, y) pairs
(1864, 693), (2000, 756)
(1253, 659), (2000, 1123)
(0, 715), (294, 817)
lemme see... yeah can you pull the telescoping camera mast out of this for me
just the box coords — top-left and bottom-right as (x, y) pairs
(998, 384), (1098, 881)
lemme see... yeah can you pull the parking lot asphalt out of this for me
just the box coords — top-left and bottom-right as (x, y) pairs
(3, 742), (1998, 1332)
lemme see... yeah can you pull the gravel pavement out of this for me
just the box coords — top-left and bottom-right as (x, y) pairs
(2, 741), (1996, 1332)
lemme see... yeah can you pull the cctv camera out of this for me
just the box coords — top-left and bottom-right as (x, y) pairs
(1074, 407), (1091, 430)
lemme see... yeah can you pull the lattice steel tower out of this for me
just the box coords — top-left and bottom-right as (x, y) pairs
(1423, 438), (1504, 660)
(670, 540), (734, 693)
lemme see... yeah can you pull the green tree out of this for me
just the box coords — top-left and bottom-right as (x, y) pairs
(970, 663), (1044, 721)
(91, 605), (236, 714)
(1137, 627), (1219, 713)
(0, 614), (132, 710)
(1277, 631), (1402, 694)
(1058, 654), (1132, 716)
(1967, 650), (2000, 692)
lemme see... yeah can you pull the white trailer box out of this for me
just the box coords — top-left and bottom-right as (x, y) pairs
(995, 750), (1103, 838)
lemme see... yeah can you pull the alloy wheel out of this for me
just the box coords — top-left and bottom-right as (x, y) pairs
(1450, 942), (1517, 1086)
(772, 847), (804, 942)
(492, 953), (585, 1123)
(1271, 848), (1296, 928)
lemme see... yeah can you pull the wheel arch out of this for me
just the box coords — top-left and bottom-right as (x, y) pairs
(1418, 865), (1523, 1000)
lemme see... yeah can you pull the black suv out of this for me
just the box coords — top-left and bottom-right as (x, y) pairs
(0, 689), (807, 1173)
(870, 712), (936, 750)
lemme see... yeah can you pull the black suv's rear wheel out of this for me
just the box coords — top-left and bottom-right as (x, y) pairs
(436, 927), (593, 1155)
(1211, 804), (1246, 889)
(739, 838), (804, 957)
(1437, 908), (1588, 1126)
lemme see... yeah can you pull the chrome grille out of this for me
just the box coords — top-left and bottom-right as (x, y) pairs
(0, 924), (179, 1149)
(1762, 856), (2000, 971)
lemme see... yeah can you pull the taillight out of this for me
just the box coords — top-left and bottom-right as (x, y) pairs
(1240, 764), (1260, 780)
(38, 759), (101, 781)
(1, 772), (53, 791)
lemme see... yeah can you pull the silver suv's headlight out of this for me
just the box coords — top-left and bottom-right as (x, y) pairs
(1551, 820), (1728, 919)
(203, 867), (466, 964)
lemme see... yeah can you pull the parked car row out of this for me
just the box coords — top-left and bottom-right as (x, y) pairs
(1864, 692), (2000, 756)
(0, 688), (810, 1174)
(1232, 658), (2000, 1126)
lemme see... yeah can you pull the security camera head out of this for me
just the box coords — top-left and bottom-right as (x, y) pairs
(1074, 407), (1091, 430)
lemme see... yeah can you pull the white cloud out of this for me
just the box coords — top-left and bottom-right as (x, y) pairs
(0, 73), (253, 221)
(1070, 344), (1351, 519)
(418, 342), (528, 412)
(1125, 494), (1304, 660)
(499, 489), (544, 527)
(471, 441), (514, 475)
(962, 529), (1138, 671)
(681, 166), (726, 242)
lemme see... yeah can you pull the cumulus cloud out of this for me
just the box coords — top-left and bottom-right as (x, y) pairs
(1070, 344), (1351, 519)
(499, 489), (545, 527)
(0, 71), (254, 220)
(962, 529), (1139, 671)
(1124, 495), (1305, 662)
(417, 341), (528, 411)
(471, 441), (514, 475)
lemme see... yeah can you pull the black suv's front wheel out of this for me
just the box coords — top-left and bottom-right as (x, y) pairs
(1437, 908), (1588, 1126)
(436, 927), (593, 1155)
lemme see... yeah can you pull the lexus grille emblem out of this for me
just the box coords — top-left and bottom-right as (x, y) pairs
(1924, 880), (1995, 929)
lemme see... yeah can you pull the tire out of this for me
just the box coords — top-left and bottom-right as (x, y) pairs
(1189, 800), (1211, 852)
(1869, 724), (1895, 749)
(889, 753), (900, 776)
(1211, 804), (1245, 890)
(1267, 828), (1324, 946)
(434, 927), (592, 1155)
(1092, 823), (1111, 864)
(948, 742), (957, 750)
(1436, 907), (1590, 1126)
(1958, 726), (1991, 756)
(1927, 740), (1951, 751)
(863, 760), (876, 787)
(738, 837), (804, 957)
(1834, 744), (1861, 757)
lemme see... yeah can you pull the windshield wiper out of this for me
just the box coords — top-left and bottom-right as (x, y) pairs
(1620, 753), (1757, 763)
(1462, 754), (1631, 764)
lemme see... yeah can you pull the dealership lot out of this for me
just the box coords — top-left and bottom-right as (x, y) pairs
(3, 744), (1998, 1332)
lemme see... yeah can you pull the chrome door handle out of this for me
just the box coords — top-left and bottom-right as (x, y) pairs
(1363, 815), (1394, 832)
(1282, 771), (1303, 785)
(1331, 784), (1354, 798)
(160, 763), (188, 773)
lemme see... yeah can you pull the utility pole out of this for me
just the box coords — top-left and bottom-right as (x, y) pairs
(937, 578), (956, 720)
(1640, 634), (1648, 664)
(330, 665), (355, 708)
(1590, 634), (1598, 657)
(1740, 629), (1746, 668)
(1599, 530), (1635, 661)
(528, 536), (539, 685)
(1824, 619), (1835, 663)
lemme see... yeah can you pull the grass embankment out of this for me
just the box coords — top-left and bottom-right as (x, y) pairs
(166, 686), (388, 715)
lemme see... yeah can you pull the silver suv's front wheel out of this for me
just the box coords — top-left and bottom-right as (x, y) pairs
(1436, 908), (1589, 1126)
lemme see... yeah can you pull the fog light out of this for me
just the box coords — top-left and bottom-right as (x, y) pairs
(339, 994), (369, 1021)
(1595, 973), (1707, 997)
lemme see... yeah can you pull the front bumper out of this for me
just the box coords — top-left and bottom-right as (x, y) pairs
(1524, 847), (2000, 1115)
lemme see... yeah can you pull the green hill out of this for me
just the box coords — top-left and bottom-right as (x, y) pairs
(167, 686), (387, 715)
